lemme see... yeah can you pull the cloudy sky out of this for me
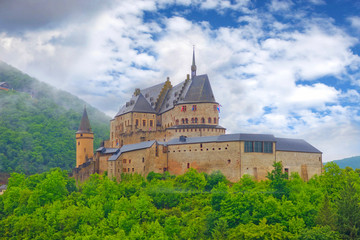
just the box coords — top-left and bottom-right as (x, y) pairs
(1, 0), (360, 162)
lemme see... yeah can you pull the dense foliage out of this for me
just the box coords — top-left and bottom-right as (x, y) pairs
(1, 162), (360, 239)
(0, 61), (110, 174)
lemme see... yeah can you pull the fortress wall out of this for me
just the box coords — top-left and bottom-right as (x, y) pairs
(167, 141), (242, 182)
(276, 151), (323, 180)
(108, 143), (167, 181)
(240, 142), (276, 181)
(165, 128), (225, 141)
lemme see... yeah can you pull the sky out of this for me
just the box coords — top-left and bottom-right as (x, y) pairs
(0, 0), (360, 162)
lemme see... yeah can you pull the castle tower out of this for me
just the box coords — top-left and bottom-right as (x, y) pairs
(76, 106), (94, 167)
(191, 46), (197, 78)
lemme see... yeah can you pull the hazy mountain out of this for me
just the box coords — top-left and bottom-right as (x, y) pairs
(332, 156), (360, 170)
(0, 61), (110, 174)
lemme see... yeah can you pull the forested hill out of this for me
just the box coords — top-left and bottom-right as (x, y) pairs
(0, 61), (110, 175)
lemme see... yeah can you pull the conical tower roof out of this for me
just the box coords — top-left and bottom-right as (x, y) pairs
(77, 106), (92, 133)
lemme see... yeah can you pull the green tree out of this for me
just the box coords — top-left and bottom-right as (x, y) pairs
(267, 161), (289, 199)
(337, 178), (360, 239)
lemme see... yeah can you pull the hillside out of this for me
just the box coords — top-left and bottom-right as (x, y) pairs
(0, 61), (110, 175)
(332, 156), (360, 170)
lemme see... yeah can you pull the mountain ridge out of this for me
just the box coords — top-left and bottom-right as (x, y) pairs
(332, 155), (360, 170)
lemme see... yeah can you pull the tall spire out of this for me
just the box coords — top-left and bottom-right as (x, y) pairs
(191, 46), (197, 78)
(77, 106), (92, 133)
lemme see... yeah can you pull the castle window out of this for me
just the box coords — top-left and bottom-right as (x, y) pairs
(150, 120), (153, 127)
(123, 168), (126, 172)
(132, 168), (134, 172)
(284, 168), (289, 179)
(185, 118), (188, 124)
(200, 143), (202, 148)
(195, 118), (198, 123)
(254, 141), (262, 152)
(208, 118), (211, 123)
(187, 163), (190, 168)
(192, 105), (197, 111)
(123, 159), (126, 163)
(129, 159), (131, 164)
(142, 157), (145, 163)
(135, 119), (139, 126)
(181, 118), (185, 124)
(214, 118), (217, 124)
(228, 159), (231, 164)
(264, 142), (273, 153)
(191, 118), (194, 123)
(214, 105), (217, 111)
(181, 105), (187, 112)
(201, 118), (205, 123)
(78, 142), (80, 146)
(128, 168), (130, 172)
(80, 134), (83, 137)
(244, 141), (253, 152)
(176, 119), (179, 125)
(142, 120), (146, 127)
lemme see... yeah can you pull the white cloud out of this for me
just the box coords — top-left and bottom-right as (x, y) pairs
(348, 16), (360, 31)
(0, 0), (359, 161)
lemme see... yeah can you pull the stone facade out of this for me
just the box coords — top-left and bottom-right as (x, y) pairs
(73, 52), (323, 183)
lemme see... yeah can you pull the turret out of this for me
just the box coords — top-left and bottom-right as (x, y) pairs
(76, 106), (94, 167)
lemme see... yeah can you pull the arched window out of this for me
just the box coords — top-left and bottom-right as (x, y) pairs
(195, 118), (198, 123)
(176, 119), (179, 125)
(181, 118), (185, 124)
(185, 118), (188, 124)
(191, 118), (194, 123)
(208, 118), (211, 123)
(214, 118), (217, 124)
(201, 118), (205, 123)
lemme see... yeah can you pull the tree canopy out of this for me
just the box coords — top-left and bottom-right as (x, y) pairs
(1, 162), (359, 239)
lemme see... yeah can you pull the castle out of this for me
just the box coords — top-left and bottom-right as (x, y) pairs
(73, 50), (323, 182)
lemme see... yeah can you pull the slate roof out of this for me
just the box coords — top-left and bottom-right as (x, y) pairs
(116, 93), (156, 116)
(275, 138), (322, 153)
(77, 107), (92, 133)
(166, 133), (277, 145)
(108, 140), (156, 161)
(159, 80), (187, 113)
(178, 74), (217, 104)
(115, 74), (217, 116)
(96, 147), (119, 154)
(0, 82), (9, 88)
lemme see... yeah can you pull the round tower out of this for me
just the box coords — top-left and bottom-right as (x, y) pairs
(76, 106), (94, 167)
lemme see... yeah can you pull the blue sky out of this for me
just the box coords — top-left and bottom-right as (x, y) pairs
(0, 0), (359, 162)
